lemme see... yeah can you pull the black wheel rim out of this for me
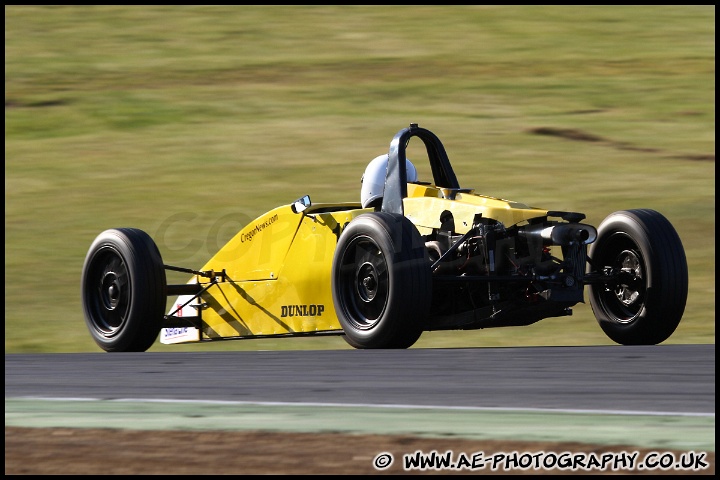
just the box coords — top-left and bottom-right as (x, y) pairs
(84, 247), (130, 337)
(596, 234), (646, 323)
(337, 235), (389, 329)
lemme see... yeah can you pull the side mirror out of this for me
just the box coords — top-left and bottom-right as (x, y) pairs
(291, 195), (311, 214)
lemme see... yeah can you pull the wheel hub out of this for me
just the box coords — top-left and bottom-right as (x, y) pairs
(101, 272), (121, 310)
(357, 262), (378, 302)
(614, 250), (642, 306)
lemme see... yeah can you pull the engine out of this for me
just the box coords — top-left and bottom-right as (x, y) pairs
(424, 211), (597, 329)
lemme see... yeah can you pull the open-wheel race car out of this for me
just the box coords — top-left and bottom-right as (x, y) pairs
(81, 123), (688, 352)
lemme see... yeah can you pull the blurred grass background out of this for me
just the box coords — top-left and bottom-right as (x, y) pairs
(5, 5), (714, 353)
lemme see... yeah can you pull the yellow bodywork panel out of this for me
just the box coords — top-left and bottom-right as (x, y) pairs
(404, 183), (549, 234)
(188, 204), (367, 339)
(199, 205), (298, 281)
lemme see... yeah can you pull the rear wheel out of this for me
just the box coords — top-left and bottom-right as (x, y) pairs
(81, 228), (167, 352)
(588, 209), (687, 345)
(332, 213), (431, 349)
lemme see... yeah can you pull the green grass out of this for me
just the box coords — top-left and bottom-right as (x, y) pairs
(5, 5), (715, 353)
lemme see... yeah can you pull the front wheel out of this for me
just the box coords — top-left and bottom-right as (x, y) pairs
(81, 228), (167, 352)
(588, 209), (688, 345)
(331, 213), (431, 349)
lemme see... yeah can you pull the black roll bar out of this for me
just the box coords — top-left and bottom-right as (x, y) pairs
(381, 123), (460, 215)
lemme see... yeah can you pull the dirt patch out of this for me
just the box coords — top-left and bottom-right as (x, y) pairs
(529, 127), (606, 143)
(527, 126), (715, 162)
(5, 427), (714, 475)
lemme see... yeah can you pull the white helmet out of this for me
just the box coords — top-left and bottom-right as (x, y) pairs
(361, 154), (418, 209)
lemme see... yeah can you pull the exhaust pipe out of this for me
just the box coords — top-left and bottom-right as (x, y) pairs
(523, 223), (597, 246)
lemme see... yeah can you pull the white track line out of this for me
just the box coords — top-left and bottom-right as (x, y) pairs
(7, 396), (715, 418)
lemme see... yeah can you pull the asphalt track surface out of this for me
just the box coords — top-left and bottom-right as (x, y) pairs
(4, 344), (716, 451)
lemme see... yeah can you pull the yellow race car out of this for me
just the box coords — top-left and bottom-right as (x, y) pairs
(81, 123), (688, 352)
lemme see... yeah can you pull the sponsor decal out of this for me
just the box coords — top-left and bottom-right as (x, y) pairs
(240, 214), (279, 243)
(280, 304), (325, 317)
(160, 327), (200, 344)
(163, 327), (190, 337)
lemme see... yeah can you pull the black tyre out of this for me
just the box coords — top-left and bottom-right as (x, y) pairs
(588, 209), (688, 345)
(81, 228), (167, 352)
(331, 213), (432, 349)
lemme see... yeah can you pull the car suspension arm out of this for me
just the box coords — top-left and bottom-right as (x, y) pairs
(164, 264), (227, 296)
